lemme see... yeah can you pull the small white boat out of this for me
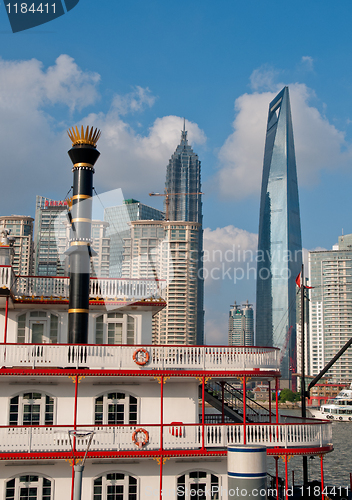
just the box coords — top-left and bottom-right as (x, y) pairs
(309, 384), (352, 421)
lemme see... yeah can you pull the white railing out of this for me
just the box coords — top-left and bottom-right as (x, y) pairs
(0, 266), (164, 300)
(90, 278), (162, 300)
(0, 266), (15, 291)
(0, 422), (332, 454)
(17, 276), (69, 298)
(0, 344), (280, 371)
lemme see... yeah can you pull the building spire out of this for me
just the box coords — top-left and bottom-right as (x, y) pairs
(181, 117), (187, 142)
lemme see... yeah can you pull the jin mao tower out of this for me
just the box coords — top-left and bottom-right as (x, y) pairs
(165, 120), (204, 344)
(256, 87), (302, 382)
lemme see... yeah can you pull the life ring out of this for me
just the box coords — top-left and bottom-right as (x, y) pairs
(132, 428), (149, 448)
(348, 417), (352, 421)
(133, 348), (149, 366)
(330, 415), (334, 419)
(339, 417), (343, 421)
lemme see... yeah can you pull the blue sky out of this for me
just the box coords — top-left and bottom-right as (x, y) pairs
(1, 0), (352, 343)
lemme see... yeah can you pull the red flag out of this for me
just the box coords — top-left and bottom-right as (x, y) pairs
(296, 272), (314, 289)
(296, 272), (301, 288)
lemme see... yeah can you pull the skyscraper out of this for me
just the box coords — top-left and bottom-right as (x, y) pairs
(33, 196), (68, 276)
(256, 87), (302, 382)
(104, 199), (164, 278)
(228, 300), (254, 346)
(308, 234), (352, 383)
(122, 220), (201, 345)
(0, 215), (34, 275)
(165, 121), (204, 344)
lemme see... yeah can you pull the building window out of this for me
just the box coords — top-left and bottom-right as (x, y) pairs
(177, 471), (219, 499)
(94, 392), (137, 425)
(5, 475), (52, 500)
(9, 392), (55, 426)
(95, 314), (136, 344)
(17, 313), (59, 344)
(93, 473), (137, 500)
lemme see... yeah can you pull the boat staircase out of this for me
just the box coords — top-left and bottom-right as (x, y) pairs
(200, 381), (273, 424)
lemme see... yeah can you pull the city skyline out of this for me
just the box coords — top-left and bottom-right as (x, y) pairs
(1, 1), (352, 344)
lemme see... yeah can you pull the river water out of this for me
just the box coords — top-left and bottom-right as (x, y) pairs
(267, 411), (351, 488)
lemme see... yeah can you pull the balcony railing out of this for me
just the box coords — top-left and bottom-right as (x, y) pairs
(0, 421), (332, 454)
(0, 265), (164, 301)
(0, 344), (280, 371)
(0, 266), (15, 291)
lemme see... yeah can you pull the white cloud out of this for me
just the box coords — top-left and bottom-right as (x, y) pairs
(82, 112), (206, 195)
(301, 56), (314, 71)
(0, 54), (206, 215)
(203, 225), (258, 345)
(112, 86), (156, 115)
(217, 70), (351, 200)
(250, 65), (279, 92)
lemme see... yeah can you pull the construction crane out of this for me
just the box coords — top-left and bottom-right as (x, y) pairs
(149, 190), (203, 221)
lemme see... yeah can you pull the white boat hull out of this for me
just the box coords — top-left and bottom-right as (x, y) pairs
(309, 408), (352, 421)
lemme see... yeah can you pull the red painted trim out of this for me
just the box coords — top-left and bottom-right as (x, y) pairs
(275, 378), (279, 425)
(243, 377), (246, 445)
(0, 445), (333, 461)
(267, 446), (333, 456)
(202, 377), (205, 450)
(13, 299), (166, 307)
(159, 455), (163, 500)
(221, 382), (224, 424)
(0, 368), (281, 379)
(160, 376), (163, 452)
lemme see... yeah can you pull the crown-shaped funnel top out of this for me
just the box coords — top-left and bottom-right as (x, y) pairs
(67, 125), (101, 148)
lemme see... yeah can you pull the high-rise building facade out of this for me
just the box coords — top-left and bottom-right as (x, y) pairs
(256, 87), (302, 381)
(308, 234), (352, 383)
(122, 220), (201, 345)
(165, 121), (204, 344)
(34, 196), (68, 276)
(228, 300), (254, 346)
(104, 199), (164, 278)
(0, 215), (34, 275)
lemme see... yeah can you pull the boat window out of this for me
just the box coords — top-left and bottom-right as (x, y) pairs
(93, 473), (137, 500)
(331, 408), (338, 414)
(5, 475), (52, 499)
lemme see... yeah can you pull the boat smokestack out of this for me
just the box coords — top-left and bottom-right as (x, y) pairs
(66, 126), (101, 344)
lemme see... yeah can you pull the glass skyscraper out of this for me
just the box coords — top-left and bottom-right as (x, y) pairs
(104, 199), (164, 278)
(165, 121), (204, 344)
(34, 196), (68, 276)
(256, 87), (302, 381)
(228, 301), (254, 346)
